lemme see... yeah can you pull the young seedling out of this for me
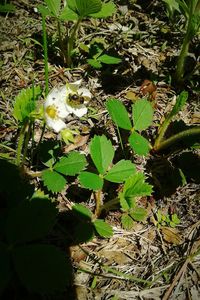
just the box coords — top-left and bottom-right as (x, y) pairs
(38, 0), (116, 66)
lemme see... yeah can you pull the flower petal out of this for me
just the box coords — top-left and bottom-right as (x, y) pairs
(66, 104), (88, 117)
(66, 79), (82, 94)
(46, 117), (67, 133)
(78, 88), (92, 101)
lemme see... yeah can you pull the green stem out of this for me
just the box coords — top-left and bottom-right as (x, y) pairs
(154, 126), (200, 152)
(175, 33), (190, 83)
(94, 190), (103, 217)
(154, 116), (173, 149)
(16, 123), (27, 166)
(57, 19), (66, 64)
(99, 197), (119, 214)
(22, 121), (32, 165)
(0, 143), (16, 153)
(42, 14), (49, 96)
(67, 18), (82, 67)
(175, 2), (195, 84)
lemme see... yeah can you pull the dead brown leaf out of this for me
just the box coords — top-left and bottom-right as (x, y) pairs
(161, 227), (184, 245)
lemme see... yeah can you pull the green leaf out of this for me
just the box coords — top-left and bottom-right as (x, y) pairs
(98, 54), (122, 65)
(121, 214), (134, 229)
(93, 219), (113, 238)
(170, 91), (188, 117)
(132, 99), (154, 131)
(90, 135), (114, 174)
(0, 243), (11, 293)
(13, 86), (41, 123)
(106, 99), (132, 130)
(44, 0), (61, 16)
(59, 5), (78, 20)
(42, 169), (66, 193)
(72, 204), (92, 219)
(90, 1), (116, 18)
(54, 151), (87, 176)
(0, 3), (15, 13)
(68, 0), (102, 17)
(6, 198), (57, 244)
(129, 131), (150, 156)
(171, 213), (181, 225)
(105, 160), (136, 183)
(79, 172), (104, 190)
(13, 244), (72, 293)
(123, 173), (153, 202)
(130, 207), (147, 222)
(87, 58), (102, 69)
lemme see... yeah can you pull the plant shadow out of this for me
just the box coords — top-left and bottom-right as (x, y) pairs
(0, 159), (94, 300)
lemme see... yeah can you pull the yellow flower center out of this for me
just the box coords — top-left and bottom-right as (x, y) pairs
(45, 105), (57, 119)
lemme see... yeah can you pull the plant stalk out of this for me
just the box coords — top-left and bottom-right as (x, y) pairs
(67, 18), (82, 67)
(154, 126), (200, 152)
(94, 190), (103, 217)
(42, 14), (49, 96)
(16, 122), (28, 166)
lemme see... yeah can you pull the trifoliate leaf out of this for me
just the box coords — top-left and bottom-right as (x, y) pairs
(72, 204), (92, 219)
(170, 91), (188, 117)
(93, 219), (113, 238)
(13, 86), (41, 123)
(106, 98), (132, 130)
(42, 169), (66, 193)
(6, 197), (57, 244)
(129, 131), (150, 156)
(130, 207), (147, 222)
(90, 135), (114, 174)
(0, 243), (11, 292)
(132, 99), (154, 131)
(98, 54), (121, 65)
(79, 172), (104, 190)
(13, 245), (72, 293)
(105, 160), (136, 183)
(44, 0), (61, 16)
(90, 1), (116, 18)
(121, 214), (134, 230)
(54, 151), (87, 176)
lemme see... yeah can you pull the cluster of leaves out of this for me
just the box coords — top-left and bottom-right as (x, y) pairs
(107, 98), (154, 156)
(156, 210), (181, 228)
(39, 0), (116, 20)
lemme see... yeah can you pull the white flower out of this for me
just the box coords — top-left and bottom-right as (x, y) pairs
(44, 86), (69, 133)
(44, 80), (91, 132)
